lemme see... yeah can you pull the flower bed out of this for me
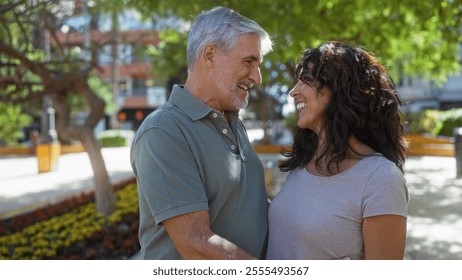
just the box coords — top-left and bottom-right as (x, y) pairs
(0, 177), (140, 259)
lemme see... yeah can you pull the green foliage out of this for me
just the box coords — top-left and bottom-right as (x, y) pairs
(120, 0), (462, 130)
(431, 108), (462, 137)
(0, 104), (32, 145)
(130, 0), (461, 85)
(88, 75), (117, 115)
(146, 29), (188, 86)
(422, 110), (441, 135)
(96, 129), (134, 147)
(406, 109), (462, 137)
(404, 111), (438, 134)
(0, 183), (139, 260)
(1, 0), (114, 132)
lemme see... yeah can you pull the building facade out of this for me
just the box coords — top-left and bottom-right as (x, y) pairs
(56, 2), (167, 131)
(399, 45), (462, 113)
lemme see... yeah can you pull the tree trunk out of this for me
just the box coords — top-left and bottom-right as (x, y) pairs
(51, 75), (117, 216)
(79, 128), (116, 215)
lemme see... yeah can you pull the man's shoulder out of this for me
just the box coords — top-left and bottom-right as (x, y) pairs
(142, 103), (184, 127)
(134, 103), (191, 139)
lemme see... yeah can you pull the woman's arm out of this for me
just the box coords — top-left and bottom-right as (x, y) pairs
(362, 214), (407, 260)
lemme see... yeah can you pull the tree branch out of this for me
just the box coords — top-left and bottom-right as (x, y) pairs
(0, 41), (50, 81)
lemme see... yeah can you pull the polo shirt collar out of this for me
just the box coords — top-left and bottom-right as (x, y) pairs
(169, 85), (213, 121)
(169, 85), (239, 122)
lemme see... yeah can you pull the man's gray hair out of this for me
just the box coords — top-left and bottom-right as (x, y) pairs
(187, 6), (273, 70)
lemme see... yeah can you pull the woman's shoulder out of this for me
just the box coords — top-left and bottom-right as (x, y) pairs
(363, 153), (398, 167)
(361, 154), (406, 185)
(354, 154), (403, 180)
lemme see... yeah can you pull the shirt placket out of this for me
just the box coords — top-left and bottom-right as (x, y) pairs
(210, 111), (239, 155)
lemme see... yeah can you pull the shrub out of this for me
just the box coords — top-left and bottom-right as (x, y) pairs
(97, 129), (134, 147)
(431, 108), (462, 137)
(404, 110), (438, 134)
(404, 112), (426, 134)
(404, 109), (462, 137)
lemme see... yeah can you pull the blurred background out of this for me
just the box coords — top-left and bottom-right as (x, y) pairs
(0, 0), (461, 260)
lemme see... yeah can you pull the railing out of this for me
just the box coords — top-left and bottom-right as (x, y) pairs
(405, 134), (454, 157)
(254, 134), (455, 157)
(0, 145), (84, 155)
(0, 134), (455, 157)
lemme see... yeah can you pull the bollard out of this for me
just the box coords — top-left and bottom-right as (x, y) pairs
(37, 96), (60, 173)
(36, 143), (61, 173)
(455, 127), (462, 178)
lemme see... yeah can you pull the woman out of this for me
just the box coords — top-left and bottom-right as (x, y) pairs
(267, 41), (409, 260)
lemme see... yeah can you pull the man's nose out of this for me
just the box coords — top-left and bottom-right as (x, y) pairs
(250, 66), (262, 85)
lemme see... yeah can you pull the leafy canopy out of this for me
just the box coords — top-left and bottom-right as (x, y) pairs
(128, 0), (461, 86)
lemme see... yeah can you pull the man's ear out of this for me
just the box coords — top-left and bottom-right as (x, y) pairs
(202, 44), (216, 66)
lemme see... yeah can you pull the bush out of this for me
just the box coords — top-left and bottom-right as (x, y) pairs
(404, 110), (438, 134)
(97, 129), (134, 147)
(404, 112), (426, 134)
(404, 109), (462, 137)
(431, 108), (462, 137)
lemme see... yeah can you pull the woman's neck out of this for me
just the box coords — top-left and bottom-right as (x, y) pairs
(307, 135), (376, 176)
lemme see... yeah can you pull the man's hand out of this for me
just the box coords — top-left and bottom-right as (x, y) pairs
(163, 210), (257, 259)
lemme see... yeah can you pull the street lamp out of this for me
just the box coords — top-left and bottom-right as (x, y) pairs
(39, 96), (58, 144)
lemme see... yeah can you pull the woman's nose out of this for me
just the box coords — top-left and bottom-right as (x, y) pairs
(289, 89), (295, 97)
(289, 85), (298, 97)
(290, 81), (305, 97)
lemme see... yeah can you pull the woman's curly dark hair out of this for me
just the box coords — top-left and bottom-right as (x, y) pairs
(280, 41), (407, 174)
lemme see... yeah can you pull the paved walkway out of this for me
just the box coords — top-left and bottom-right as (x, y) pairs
(0, 147), (134, 218)
(0, 148), (461, 259)
(404, 156), (462, 259)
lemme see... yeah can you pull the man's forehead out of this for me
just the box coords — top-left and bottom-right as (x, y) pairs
(232, 35), (263, 60)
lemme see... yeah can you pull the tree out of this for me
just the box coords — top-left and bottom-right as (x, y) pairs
(0, 0), (116, 215)
(131, 0), (461, 129)
(143, 0), (461, 81)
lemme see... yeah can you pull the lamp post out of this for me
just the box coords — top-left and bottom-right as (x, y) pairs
(39, 96), (58, 144)
(36, 29), (60, 173)
(455, 127), (462, 178)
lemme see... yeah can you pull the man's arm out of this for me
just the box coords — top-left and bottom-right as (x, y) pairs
(163, 210), (257, 260)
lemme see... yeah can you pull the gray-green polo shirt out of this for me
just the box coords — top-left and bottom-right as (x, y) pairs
(130, 85), (269, 259)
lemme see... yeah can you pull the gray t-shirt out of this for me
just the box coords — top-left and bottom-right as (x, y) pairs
(267, 154), (409, 260)
(131, 85), (269, 259)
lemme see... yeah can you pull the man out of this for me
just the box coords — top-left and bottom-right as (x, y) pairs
(130, 6), (273, 259)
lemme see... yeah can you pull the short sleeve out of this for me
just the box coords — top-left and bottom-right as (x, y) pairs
(362, 162), (409, 218)
(132, 126), (209, 225)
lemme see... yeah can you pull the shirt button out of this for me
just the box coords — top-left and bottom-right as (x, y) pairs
(231, 145), (236, 149)
(212, 113), (218, 118)
(222, 129), (227, 134)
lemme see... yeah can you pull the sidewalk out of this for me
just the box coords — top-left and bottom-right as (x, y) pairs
(0, 147), (134, 218)
(0, 148), (461, 259)
(404, 156), (462, 260)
